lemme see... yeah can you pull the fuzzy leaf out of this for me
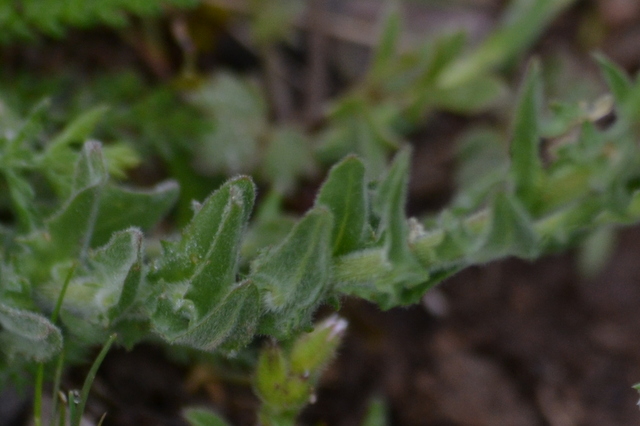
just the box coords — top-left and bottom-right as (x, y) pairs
(254, 343), (290, 406)
(156, 177), (255, 284)
(94, 229), (143, 321)
(151, 178), (258, 352)
(162, 282), (260, 352)
(289, 314), (347, 375)
(315, 156), (367, 256)
(251, 208), (333, 335)
(0, 303), (62, 362)
(45, 141), (108, 260)
(343, 149), (429, 307)
(183, 177), (255, 316)
(373, 148), (415, 263)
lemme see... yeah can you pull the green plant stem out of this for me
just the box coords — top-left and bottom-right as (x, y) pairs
(33, 262), (77, 426)
(335, 187), (640, 286)
(51, 262), (77, 323)
(70, 333), (117, 426)
(57, 394), (67, 426)
(50, 348), (66, 425)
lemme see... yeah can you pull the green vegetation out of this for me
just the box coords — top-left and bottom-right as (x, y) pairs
(2, 0), (640, 424)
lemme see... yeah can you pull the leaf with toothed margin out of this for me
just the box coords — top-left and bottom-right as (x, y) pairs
(90, 180), (179, 248)
(250, 207), (333, 337)
(0, 303), (62, 362)
(315, 156), (368, 256)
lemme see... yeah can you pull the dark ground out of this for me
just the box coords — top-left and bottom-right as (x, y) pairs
(4, 1), (640, 425)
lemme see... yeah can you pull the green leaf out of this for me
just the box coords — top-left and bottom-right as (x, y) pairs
(471, 193), (540, 262)
(349, 148), (429, 307)
(421, 31), (467, 84)
(315, 156), (368, 256)
(254, 343), (290, 406)
(102, 142), (141, 179)
(184, 407), (231, 426)
(241, 191), (296, 261)
(594, 53), (632, 106)
(151, 178), (258, 352)
(44, 141), (108, 260)
(47, 105), (109, 151)
(434, 74), (508, 114)
(156, 177), (254, 284)
(250, 208), (333, 336)
(438, 0), (576, 89)
(4, 170), (37, 232)
(289, 314), (347, 375)
(373, 148), (414, 263)
(160, 282), (260, 352)
(93, 229), (143, 321)
(10, 98), (49, 150)
(91, 180), (179, 248)
(184, 177), (255, 317)
(510, 61), (544, 210)
(370, 4), (401, 83)
(0, 303), (62, 362)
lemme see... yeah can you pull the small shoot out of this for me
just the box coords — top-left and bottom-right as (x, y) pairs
(254, 315), (348, 426)
(69, 333), (117, 426)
